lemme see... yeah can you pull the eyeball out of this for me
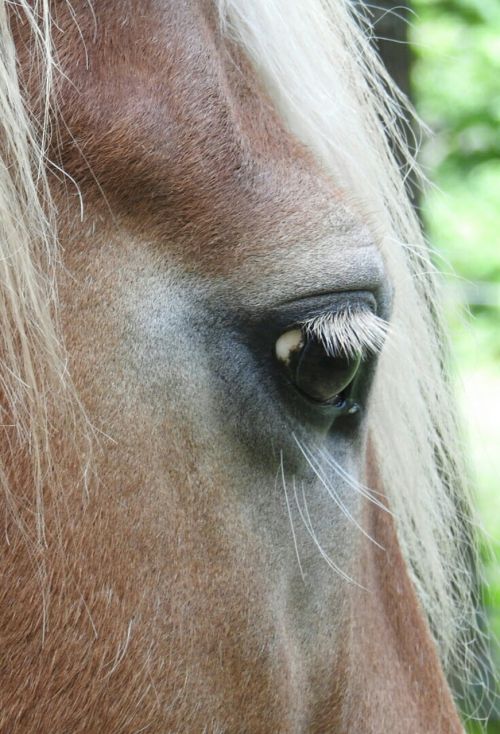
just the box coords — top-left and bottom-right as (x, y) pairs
(275, 327), (361, 404)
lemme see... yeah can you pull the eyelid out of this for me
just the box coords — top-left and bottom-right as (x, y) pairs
(255, 290), (379, 337)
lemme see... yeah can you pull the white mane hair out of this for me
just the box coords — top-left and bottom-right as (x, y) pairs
(0, 0), (63, 545)
(0, 0), (487, 716)
(0, 0), (88, 629)
(218, 0), (485, 710)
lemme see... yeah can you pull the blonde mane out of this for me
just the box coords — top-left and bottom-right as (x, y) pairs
(0, 1), (89, 637)
(0, 0), (63, 545)
(0, 0), (487, 719)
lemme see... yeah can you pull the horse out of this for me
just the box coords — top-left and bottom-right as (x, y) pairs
(0, 1), (483, 731)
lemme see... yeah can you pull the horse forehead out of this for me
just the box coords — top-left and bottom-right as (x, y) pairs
(53, 0), (371, 274)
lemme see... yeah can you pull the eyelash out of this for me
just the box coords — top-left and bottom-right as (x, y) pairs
(300, 307), (389, 360)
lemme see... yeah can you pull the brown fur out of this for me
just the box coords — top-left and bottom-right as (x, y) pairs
(2, 2), (463, 731)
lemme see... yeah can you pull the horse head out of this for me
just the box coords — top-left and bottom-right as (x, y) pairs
(1, 1), (476, 731)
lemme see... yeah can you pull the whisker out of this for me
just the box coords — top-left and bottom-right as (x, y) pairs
(294, 478), (367, 590)
(293, 434), (384, 550)
(279, 451), (306, 582)
(316, 445), (392, 516)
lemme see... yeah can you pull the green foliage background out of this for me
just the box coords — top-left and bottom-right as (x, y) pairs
(410, 0), (500, 729)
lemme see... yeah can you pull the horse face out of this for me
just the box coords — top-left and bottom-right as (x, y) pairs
(6, 1), (462, 731)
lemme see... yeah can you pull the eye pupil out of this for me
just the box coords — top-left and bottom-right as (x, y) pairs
(276, 328), (361, 404)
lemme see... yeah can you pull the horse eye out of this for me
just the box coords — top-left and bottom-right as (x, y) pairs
(275, 328), (361, 405)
